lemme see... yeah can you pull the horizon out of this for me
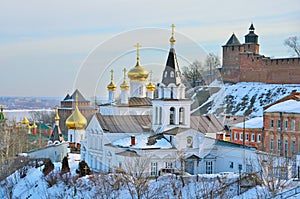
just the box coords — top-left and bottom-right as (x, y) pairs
(1, 0), (299, 98)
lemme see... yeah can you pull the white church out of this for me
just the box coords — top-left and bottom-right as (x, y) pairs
(80, 25), (260, 176)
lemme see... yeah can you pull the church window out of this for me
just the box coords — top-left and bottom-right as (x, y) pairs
(176, 71), (181, 77)
(165, 162), (172, 168)
(164, 71), (168, 78)
(159, 107), (163, 124)
(155, 107), (159, 125)
(170, 107), (175, 125)
(138, 86), (142, 95)
(179, 107), (184, 124)
(170, 71), (174, 78)
(186, 136), (193, 148)
(70, 135), (73, 142)
(151, 162), (158, 176)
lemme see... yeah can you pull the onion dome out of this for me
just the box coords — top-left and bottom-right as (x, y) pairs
(128, 43), (148, 82)
(21, 116), (30, 125)
(146, 70), (155, 91)
(66, 94), (87, 130)
(107, 69), (117, 91)
(0, 106), (6, 122)
(32, 121), (37, 129)
(120, 68), (130, 90)
(66, 106), (87, 130)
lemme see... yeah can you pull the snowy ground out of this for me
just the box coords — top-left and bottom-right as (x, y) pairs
(1, 154), (299, 199)
(193, 82), (300, 117)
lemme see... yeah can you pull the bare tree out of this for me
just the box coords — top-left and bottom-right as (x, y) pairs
(255, 153), (295, 197)
(121, 155), (151, 199)
(182, 61), (203, 88)
(29, 110), (55, 126)
(284, 36), (300, 57)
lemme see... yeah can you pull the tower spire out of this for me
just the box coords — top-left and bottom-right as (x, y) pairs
(55, 105), (60, 121)
(169, 24), (176, 46)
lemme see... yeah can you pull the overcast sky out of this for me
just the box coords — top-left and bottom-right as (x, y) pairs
(0, 0), (299, 98)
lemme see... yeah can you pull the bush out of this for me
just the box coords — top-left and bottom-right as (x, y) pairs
(43, 159), (54, 176)
(76, 161), (91, 177)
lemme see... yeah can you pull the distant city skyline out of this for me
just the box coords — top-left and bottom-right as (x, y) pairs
(0, 0), (299, 98)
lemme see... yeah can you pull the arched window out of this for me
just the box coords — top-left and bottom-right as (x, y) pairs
(170, 71), (174, 78)
(159, 107), (163, 124)
(164, 71), (168, 78)
(170, 107), (175, 125)
(179, 107), (184, 124)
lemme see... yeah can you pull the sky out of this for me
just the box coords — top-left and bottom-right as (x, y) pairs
(0, 0), (299, 99)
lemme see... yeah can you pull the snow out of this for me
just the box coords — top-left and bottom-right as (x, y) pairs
(195, 82), (300, 117)
(232, 117), (263, 128)
(1, 153), (299, 199)
(265, 99), (300, 113)
(112, 134), (172, 149)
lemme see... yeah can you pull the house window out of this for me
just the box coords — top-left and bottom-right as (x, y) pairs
(284, 120), (288, 130)
(251, 134), (255, 142)
(270, 138), (274, 151)
(292, 141), (296, 154)
(257, 134), (261, 142)
(234, 132), (238, 140)
(240, 133), (243, 141)
(277, 119), (281, 129)
(151, 162), (158, 176)
(229, 162), (234, 169)
(186, 136), (193, 148)
(206, 161), (213, 174)
(284, 140), (288, 156)
(277, 139), (281, 154)
(246, 134), (249, 141)
(291, 120), (295, 131)
(165, 162), (172, 168)
(270, 119), (274, 129)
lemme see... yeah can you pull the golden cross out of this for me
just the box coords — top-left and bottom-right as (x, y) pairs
(171, 24), (175, 37)
(110, 69), (114, 81)
(123, 68), (127, 80)
(134, 43), (141, 61)
(149, 70), (153, 82)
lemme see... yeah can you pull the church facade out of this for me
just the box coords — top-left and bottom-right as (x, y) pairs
(221, 24), (300, 84)
(80, 25), (260, 176)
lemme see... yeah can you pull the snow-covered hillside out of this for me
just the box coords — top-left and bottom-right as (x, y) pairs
(192, 82), (300, 117)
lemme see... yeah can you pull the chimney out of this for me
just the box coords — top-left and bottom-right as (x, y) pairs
(131, 135), (136, 146)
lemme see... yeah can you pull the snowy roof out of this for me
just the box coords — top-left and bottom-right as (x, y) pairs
(265, 99), (300, 114)
(232, 117), (263, 129)
(112, 134), (172, 149)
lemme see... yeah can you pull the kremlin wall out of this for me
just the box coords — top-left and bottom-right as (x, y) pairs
(221, 24), (300, 84)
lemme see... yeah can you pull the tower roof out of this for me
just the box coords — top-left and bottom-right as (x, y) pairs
(161, 24), (182, 86)
(120, 68), (130, 90)
(63, 89), (88, 102)
(245, 23), (258, 44)
(225, 33), (241, 46)
(50, 109), (64, 143)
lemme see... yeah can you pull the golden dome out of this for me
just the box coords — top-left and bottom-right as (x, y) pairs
(21, 116), (29, 125)
(32, 121), (37, 129)
(146, 82), (155, 91)
(120, 68), (130, 90)
(107, 69), (117, 91)
(66, 106), (87, 130)
(128, 43), (148, 82)
(146, 70), (155, 91)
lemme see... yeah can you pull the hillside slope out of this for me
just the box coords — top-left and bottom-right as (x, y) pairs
(191, 82), (300, 117)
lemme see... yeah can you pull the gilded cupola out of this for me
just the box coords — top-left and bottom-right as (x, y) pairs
(120, 68), (130, 90)
(107, 70), (117, 91)
(66, 94), (87, 130)
(146, 70), (155, 91)
(127, 43), (149, 82)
